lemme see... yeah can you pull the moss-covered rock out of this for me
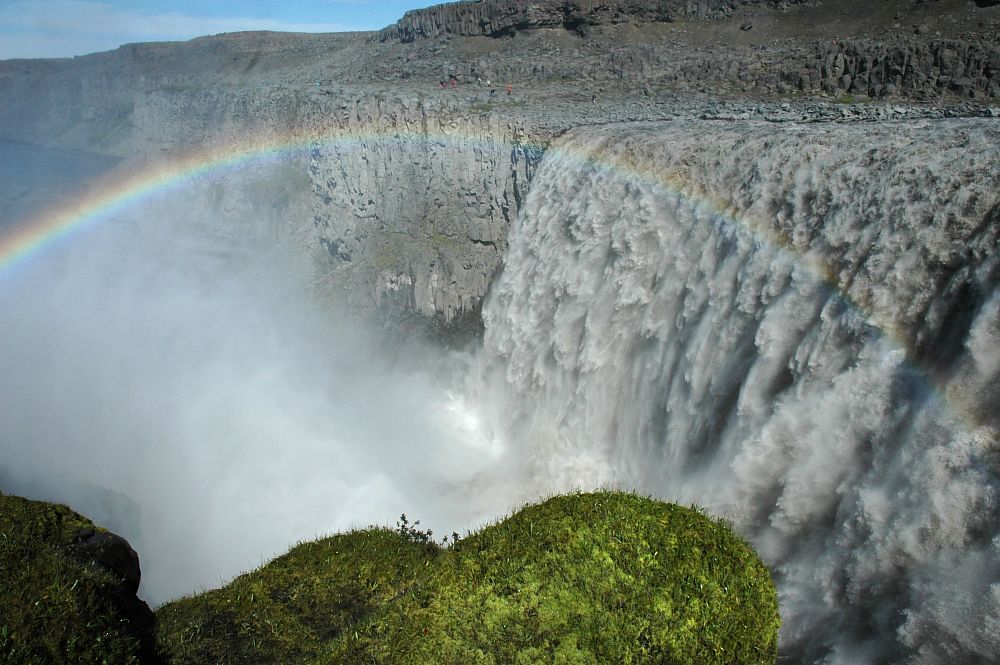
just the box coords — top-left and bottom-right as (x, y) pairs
(155, 528), (437, 664)
(157, 491), (778, 664)
(0, 492), (160, 664)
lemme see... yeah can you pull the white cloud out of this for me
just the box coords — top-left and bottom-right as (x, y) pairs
(0, 1), (356, 59)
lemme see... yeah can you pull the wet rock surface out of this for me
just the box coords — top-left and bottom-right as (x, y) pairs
(71, 528), (144, 594)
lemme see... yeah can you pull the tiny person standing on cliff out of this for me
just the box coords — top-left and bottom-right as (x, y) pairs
(507, 82), (513, 95)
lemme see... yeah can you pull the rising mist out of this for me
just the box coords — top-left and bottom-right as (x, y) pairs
(0, 148), (514, 603)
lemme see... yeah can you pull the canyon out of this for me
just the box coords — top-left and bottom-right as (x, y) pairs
(2, 1), (999, 663)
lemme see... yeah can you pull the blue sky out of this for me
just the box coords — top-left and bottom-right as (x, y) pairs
(0, 0), (438, 59)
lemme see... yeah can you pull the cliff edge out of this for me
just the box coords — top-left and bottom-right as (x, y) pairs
(0, 493), (160, 664)
(379, 0), (799, 41)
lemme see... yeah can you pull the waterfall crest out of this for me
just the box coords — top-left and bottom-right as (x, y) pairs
(477, 119), (1000, 663)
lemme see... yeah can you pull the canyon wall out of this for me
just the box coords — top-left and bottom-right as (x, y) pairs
(0, 47), (543, 332)
(306, 96), (541, 329)
(380, 0), (808, 41)
(1, 17), (997, 333)
(366, 37), (1000, 102)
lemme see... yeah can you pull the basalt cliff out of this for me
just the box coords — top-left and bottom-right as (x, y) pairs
(2, 0), (998, 333)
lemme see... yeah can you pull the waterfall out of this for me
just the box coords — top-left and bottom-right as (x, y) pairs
(476, 119), (1000, 663)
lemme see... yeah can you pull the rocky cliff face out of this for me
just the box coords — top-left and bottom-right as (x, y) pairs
(364, 31), (1000, 103)
(662, 38), (1000, 100)
(2, 0), (997, 330)
(0, 67), (545, 332)
(380, 0), (808, 41)
(306, 95), (542, 328)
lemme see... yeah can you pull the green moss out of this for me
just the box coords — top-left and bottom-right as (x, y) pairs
(156, 528), (438, 665)
(157, 492), (778, 664)
(0, 493), (158, 664)
(407, 493), (778, 664)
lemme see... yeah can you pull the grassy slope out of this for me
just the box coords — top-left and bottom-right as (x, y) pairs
(157, 491), (779, 664)
(0, 493), (157, 665)
(155, 528), (438, 664)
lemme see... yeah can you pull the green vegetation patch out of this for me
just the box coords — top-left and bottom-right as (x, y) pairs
(0, 492), (159, 665)
(157, 491), (778, 664)
(156, 527), (438, 664)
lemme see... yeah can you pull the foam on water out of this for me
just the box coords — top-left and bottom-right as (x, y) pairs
(475, 119), (1000, 663)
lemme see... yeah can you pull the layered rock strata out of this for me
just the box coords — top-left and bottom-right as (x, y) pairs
(380, 0), (809, 41)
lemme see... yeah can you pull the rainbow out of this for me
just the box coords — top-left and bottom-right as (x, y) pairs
(0, 128), (545, 273)
(2, 133), (311, 271)
(0, 127), (978, 428)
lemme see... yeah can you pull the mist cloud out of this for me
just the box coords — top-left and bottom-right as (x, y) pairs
(0, 165), (513, 603)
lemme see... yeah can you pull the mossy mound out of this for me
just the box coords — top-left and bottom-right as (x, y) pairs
(155, 528), (437, 664)
(157, 491), (778, 664)
(0, 492), (159, 664)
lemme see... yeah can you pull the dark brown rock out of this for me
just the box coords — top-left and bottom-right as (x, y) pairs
(72, 528), (143, 594)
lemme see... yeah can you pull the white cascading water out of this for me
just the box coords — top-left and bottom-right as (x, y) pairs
(474, 119), (1000, 664)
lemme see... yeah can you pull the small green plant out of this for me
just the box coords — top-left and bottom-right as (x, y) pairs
(396, 514), (462, 547)
(395, 513), (435, 545)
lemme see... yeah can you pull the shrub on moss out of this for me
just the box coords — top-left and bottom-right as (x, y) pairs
(0, 492), (160, 664)
(157, 491), (778, 664)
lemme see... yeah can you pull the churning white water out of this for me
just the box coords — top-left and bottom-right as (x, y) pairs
(474, 119), (1000, 663)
